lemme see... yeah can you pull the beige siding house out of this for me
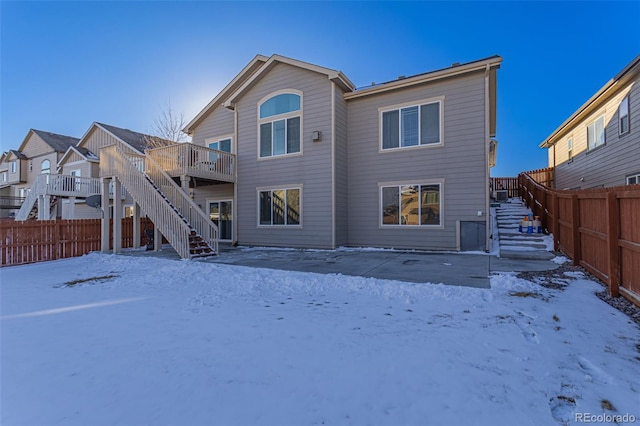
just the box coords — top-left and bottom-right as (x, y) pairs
(184, 54), (501, 251)
(541, 54), (640, 189)
(55, 122), (175, 219)
(0, 129), (79, 218)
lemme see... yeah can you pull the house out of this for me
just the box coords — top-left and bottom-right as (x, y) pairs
(182, 54), (502, 251)
(0, 129), (79, 218)
(54, 122), (174, 220)
(540, 54), (640, 189)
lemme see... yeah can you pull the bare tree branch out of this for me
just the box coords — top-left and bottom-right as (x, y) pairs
(147, 101), (190, 147)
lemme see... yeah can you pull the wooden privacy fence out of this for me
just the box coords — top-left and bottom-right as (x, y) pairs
(519, 173), (640, 305)
(1, 218), (156, 267)
(490, 177), (519, 198)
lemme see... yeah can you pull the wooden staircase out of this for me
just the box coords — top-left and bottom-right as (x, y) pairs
(15, 175), (61, 221)
(100, 142), (218, 259)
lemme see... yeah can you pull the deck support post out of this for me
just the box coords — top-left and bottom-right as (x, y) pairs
(132, 203), (141, 249)
(101, 178), (110, 253)
(113, 178), (122, 254)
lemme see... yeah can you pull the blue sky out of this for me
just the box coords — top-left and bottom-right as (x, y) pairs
(1, 1), (638, 176)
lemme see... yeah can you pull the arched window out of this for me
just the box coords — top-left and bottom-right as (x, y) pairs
(41, 159), (51, 174)
(258, 92), (301, 158)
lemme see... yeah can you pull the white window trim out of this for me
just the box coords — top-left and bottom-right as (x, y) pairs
(256, 184), (303, 228)
(626, 173), (640, 185)
(567, 136), (573, 161)
(378, 179), (445, 229)
(10, 161), (17, 174)
(205, 134), (234, 153)
(586, 114), (606, 151)
(1, 171), (7, 183)
(257, 89), (303, 160)
(206, 198), (234, 241)
(619, 95), (630, 136)
(41, 159), (51, 174)
(378, 96), (445, 153)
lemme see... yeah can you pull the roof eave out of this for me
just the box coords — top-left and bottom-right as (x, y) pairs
(183, 55), (269, 135)
(344, 55), (502, 100)
(225, 54), (355, 107)
(540, 54), (640, 148)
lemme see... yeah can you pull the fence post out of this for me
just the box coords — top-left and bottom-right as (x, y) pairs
(54, 220), (61, 261)
(606, 191), (620, 297)
(571, 194), (581, 266)
(552, 192), (559, 251)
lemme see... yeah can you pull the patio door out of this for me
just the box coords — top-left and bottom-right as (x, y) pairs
(208, 200), (232, 241)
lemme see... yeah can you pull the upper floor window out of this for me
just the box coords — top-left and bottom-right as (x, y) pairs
(208, 137), (232, 153)
(10, 161), (16, 173)
(619, 96), (630, 136)
(587, 115), (605, 151)
(381, 99), (441, 150)
(1, 172), (6, 183)
(41, 159), (51, 174)
(567, 137), (573, 160)
(259, 92), (301, 158)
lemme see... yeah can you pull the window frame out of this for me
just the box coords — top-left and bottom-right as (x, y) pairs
(586, 114), (606, 151)
(626, 173), (640, 185)
(378, 179), (444, 229)
(40, 159), (51, 174)
(10, 161), (16, 174)
(205, 134), (234, 153)
(379, 97), (444, 153)
(256, 184), (303, 227)
(619, 95), (630, 136)
(567, 136), (573, 161)
(1, 171), (6, 183)
(257, 90), (303, 160)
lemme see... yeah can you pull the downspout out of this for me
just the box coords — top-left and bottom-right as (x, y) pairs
(484, 64), (491, 252)
(232, 103), (239, 246)
(331, 82), (336, 249)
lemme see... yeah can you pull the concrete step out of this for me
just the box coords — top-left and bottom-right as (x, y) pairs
(499, 249), (556, 261)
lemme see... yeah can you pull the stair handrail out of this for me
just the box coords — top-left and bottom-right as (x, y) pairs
(14, 174), (45, 221)
(99, 143), (194, 259)
(143, 153), (218, 254)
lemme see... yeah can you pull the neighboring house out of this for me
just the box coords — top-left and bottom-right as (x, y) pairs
(540, 54), (640, 189)
(0, 129), (79, 218)
(54, 122), (174, 219)
(182, 54), (501, 251)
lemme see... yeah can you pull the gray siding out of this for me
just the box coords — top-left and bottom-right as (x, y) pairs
(554, 78), (640, 189)
(334, 83), (349, 246)
(235, 63), (334, 248)
(191, 106), (235, 148)
(346, 71), (488, 250)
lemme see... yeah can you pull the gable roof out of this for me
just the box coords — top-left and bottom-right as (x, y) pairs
(8, 149), (28, 160)
(18, 129), (80, 154)
(93, 122), (174, 153)
(183, 55), (269, 135)
(57, 145), (100, 169)
(184, 54), (355, 135)
(540, 54), (640, 148)
(223, 54), (355, 108)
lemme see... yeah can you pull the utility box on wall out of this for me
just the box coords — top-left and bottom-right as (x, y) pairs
(460, 221), (486, 252)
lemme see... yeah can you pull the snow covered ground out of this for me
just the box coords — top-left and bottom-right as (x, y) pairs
(1, 252), (639, 426)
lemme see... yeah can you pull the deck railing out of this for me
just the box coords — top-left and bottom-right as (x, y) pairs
(146, 143), (235, 183)
(14, 174), (125, 221)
